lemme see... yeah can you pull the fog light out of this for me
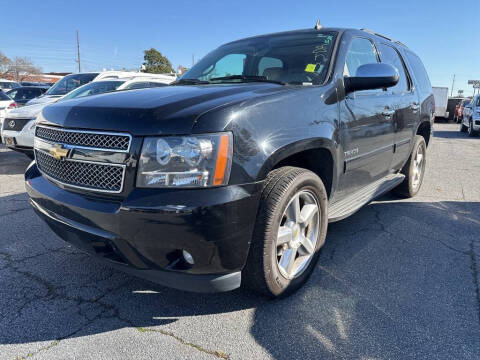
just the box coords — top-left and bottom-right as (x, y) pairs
(182, 250), (194, 265)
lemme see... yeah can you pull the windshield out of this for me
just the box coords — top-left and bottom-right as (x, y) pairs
(45, 73), (99, 96)
(180, 31), (337, 86)
(60, 80), (124, 101)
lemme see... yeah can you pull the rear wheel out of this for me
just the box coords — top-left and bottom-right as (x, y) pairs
(468, 119), (478, 137)
(460, 120), (468, 132)
(393, 135), (426, 198)
(243, 166), (328, 298)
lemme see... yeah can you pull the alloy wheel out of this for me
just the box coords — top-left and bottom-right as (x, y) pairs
(276, 190), (320, 280)
(412, 145), (424, 190)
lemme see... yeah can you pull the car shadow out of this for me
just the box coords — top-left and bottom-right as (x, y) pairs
(433, 129), (471, 139)
(1, 192), (479, 359)
(0, 145), (31, 175)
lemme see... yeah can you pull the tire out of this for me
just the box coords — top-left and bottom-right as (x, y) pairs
(393, 135), (427, 198)
(460, 121), (468, 133)
(243, 166), (328, 298)
(468, 119), (478, 137)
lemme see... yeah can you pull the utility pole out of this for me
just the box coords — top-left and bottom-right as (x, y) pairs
(192, 54), (195, 67)
(76, 30), (81, 73)
(450, 74), (455, 97)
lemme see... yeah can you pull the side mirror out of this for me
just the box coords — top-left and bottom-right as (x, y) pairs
(344, 63), (399, 94)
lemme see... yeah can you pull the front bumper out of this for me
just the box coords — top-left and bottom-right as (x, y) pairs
(25, 163), (263, 292)
(2, 119), (35, 152)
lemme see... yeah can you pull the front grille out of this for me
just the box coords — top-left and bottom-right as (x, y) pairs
(35, 150), (124, 193)
(35, 126), (131, 151)
(3, 118), (32, 131)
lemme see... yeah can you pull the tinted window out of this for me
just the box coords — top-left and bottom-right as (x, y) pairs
(0, 82), (20, 89)
(182, 32), (337, 85)
(344, 37), (378, 77)
(46, 73), (99, 96)
(124, 81), (151, 90)
(149, 82), (167, 87)
(405, 52), (431, 95)
(378, 44), (409, 94)
(6, 89), (18, 99)
(61, 80), (124, 101)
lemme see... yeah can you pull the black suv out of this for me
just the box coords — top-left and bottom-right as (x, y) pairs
(26, 27), (434, 297)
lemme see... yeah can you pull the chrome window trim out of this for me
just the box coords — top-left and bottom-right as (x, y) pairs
(34, 148), (126, 194)
(35, 124), (133, 153)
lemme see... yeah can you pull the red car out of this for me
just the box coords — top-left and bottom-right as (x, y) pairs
(455, 99), (471, 123)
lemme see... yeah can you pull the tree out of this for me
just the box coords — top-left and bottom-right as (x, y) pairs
(0, 51), (11, 77)
(8, 57), (42, 81)
(142, 48), (173, 74)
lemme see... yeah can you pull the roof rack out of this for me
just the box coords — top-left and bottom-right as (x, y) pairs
(360, 28), (391, 41)
(360, 29), (408, 48)
(394, 40), (408, 48)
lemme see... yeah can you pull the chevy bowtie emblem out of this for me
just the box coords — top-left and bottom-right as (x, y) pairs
(49, 144), (69, 160)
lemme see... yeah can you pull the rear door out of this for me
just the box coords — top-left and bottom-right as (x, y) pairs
(377, 43), (418, 170)
(337, 36), (395, 196)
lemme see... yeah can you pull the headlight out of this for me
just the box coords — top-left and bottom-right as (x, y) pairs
(137, 132), (233, 188)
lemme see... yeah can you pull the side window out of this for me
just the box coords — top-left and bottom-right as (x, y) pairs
(378, 44), (409, 94)
(476, 97), (480, 107)
(344, 37), (378, 77)
(258, 57), (283, 76)
(405, 52), (432, 95)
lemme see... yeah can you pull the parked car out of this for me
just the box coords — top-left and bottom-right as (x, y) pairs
(432, 86), (449, 120)
(454, 98), (471, 123)
(26, 27), (434, 297)
(460, 95), (480, 136)
(20, 81), (48, 87)
(6, 86), (48, 106)
(0, 79), (21, 92)
(2, 76), (173, 155)
(25, 71), (175, 107)
(0, 90), (17, 142)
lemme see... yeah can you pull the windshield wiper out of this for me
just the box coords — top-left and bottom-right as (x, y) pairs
(171, 78), (210, 85)
(208, 75), (285, 85)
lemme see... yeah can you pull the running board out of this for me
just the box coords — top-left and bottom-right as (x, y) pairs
(328, 173), (405, 222)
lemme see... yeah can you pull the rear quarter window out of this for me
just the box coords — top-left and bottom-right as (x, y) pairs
(404, 51), (431, 95)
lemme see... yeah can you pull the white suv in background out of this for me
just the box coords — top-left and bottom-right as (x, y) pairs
(0, 79), (21, 92)
(460, 94), (480, 137)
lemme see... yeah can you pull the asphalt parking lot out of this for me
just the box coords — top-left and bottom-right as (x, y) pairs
(0, 122), (479, 360)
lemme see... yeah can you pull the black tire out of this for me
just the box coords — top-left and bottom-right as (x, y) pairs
(460, 121), (468, 132)
(393, 135), (427, 198)
(243, 166), (328, 298)
(468, 119), (478, 137)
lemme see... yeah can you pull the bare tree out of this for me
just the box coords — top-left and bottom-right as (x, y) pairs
(0, 51), (11, 77)
(8, 57), (42, 81)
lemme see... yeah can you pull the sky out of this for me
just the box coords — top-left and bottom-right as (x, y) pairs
(2, 0), (479, 96)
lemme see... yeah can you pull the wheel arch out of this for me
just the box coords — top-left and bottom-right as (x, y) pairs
(416, 120), (432, 147)
(257, 138), (337, 199)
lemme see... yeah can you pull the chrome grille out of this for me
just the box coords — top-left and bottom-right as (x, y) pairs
(35, 150), (125, 193)
(35, 126), (131, 151)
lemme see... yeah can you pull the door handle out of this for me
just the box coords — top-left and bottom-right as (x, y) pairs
(382, 109), (395, 118)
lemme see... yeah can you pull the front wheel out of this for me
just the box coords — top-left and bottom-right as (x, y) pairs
(393, 135), (427, 198)
(243, 167), (328, 298)
(460, 121), (468, 132)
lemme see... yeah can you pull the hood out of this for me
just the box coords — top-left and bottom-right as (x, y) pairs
(26, 94), (63, 106)
(6, 103), (46, 119)
(40, 83), (289, 136)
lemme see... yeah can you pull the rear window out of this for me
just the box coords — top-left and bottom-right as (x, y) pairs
(0, 91), (10, 100)
(404, 52), (431, 95)
(46, 73), (99, 96)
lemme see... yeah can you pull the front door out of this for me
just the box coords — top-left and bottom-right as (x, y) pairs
(336, 37), (395, 198)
